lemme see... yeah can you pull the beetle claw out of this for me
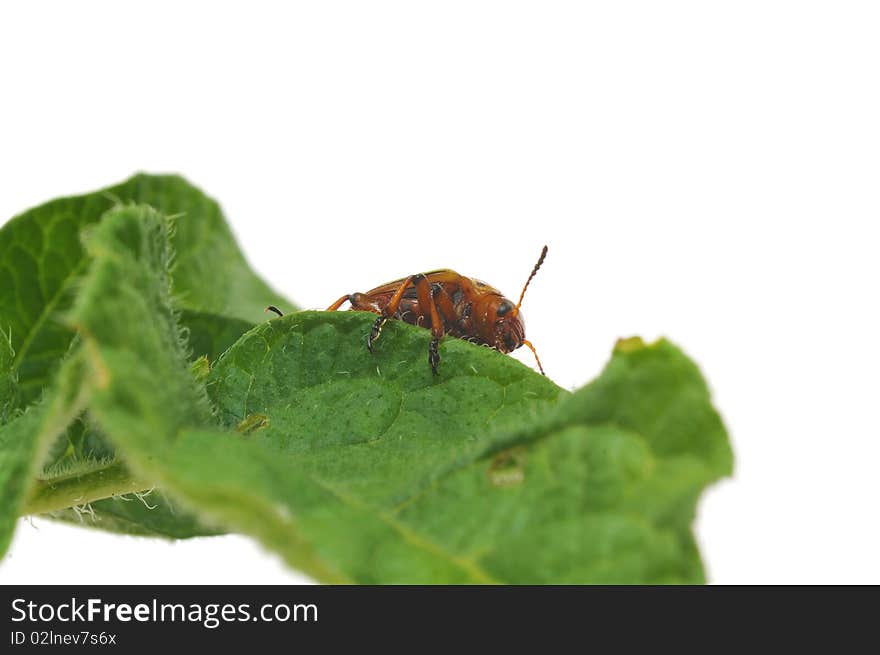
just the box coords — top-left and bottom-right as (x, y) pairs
(429, 338), (440, 375)
(368, 316), (385, 353)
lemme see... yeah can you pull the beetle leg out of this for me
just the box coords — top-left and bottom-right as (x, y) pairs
(326, 295), (352, 311)
(521, 339), (546, 376)
(368, 275), (415, 353)
(412, 276), (445, 375)
(431, 283), (457, 329)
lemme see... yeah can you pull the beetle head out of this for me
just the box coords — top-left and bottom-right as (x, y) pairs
(493, 298), (526, 354)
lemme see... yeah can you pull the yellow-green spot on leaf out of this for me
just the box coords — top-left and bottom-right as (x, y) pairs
(236, 413), (270, 436)
(487, 448), (526, 488)
(191, 355), (211, 382)
(614, 336), (647, 353)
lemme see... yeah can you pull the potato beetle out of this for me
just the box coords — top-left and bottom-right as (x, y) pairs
(268, 246), (548, 376)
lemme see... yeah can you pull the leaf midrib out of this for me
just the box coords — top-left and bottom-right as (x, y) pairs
(307, 472), (501, 584)
(11, 258), (88, 373)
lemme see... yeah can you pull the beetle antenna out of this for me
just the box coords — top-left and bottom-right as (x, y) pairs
(265, 305), (284, 317)
(514, 245), (548, 314)
(521, 339), (546, 376)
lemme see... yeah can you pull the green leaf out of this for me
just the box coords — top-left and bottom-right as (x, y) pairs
(4, 186), (732, 582)
(206, 313), (563, 508)
(35, 428), (221, 539)
(38, 205), (220, 539)
(179, 310), (255, 363)
(1, 202), (226, 544)
(0, 352), (95, 555)
(61, 203), (731, 582)
(32, 411), (211, 538)
(0, 173), (291, 406)
(41, 414), (113, 469)
(69, 204), (215, 431)
(0, 407), (49, 555)
(195, 318), (731, 583)
(0, 174), (277, 540)
(0, 328), (18, 423)
(389, 337), (734, 583)
(60, 205), (345, 578)
(43, 491), (224, 539)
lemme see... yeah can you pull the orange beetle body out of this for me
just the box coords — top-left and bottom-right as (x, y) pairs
(339, 272), (526, 352)
(269, 247), (548, 376)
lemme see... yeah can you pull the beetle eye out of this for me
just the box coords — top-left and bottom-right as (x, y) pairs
(496, 300), (514, 316)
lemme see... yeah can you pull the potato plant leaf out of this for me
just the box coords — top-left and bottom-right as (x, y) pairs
(0, 180), (733, 583)
(0, 173), (290, 406)
(51, 205), (732, 582)
(0, 175), (282, 539)
(0, 351), (94, 555)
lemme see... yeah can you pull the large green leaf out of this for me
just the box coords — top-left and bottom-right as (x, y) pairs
(0, 328), (17, 423)
(31, 309), (252, 538)
(0, 175), (275, 540)
(60, 204), (731, 582)
(0, 352), (95, 555)
(193, 319), (730, 583)
(389, 337), (733, 583)
(0, 173), (290, 406)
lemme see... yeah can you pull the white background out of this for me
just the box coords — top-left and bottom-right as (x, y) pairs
(1, 1), (878, 584)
